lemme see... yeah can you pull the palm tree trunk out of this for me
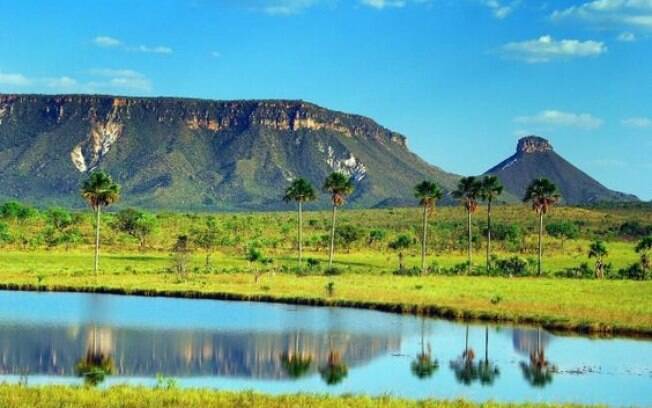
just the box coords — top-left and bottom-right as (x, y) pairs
(538, 212), (543, 276)
(94, 206), (101, 275)
(467, 210), (472, 274)
(421, 206), (428, 274)
(328, 204), (337, 268)
(298, 201), (303, 268)
(486, 200), (492, 272)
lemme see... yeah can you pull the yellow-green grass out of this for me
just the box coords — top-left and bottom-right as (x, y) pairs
(1, 252), (650, 336)
(0, 385), (597, 408)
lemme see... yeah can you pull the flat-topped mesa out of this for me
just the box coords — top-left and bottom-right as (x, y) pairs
(0, 94), (408, 148)
(517, 136), (553, 154)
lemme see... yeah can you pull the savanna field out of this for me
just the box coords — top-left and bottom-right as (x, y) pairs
(1, 201), (651, 334)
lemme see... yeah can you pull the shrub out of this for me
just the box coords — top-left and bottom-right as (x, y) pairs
(392, 266), (421, 276)
(324, 267), (342, 276)
(494, 256), (530, 277)
(556, 262), (594, 279)
(306, 258), (320, 270)
(617, 221), (652, 239)
(618, 263), (649, 280)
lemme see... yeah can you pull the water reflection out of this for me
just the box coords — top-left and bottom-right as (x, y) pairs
(75, 326), (115, 386)
(515, 328), (556, 387)
(450, 326), (499, 386)
(411, 318), (438, 379)
(0, 325), (397, 380)
(280, 332), (313, 379)
(0, 291), (650, 406)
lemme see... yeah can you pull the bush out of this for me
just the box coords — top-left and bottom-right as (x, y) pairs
(556, 262), (594, 279)
(618, 263), (649, 280)
(392, 267), (421, 276)
(617, 221), (652, 239)
(324, 267), (342, 276)
(494, 256), (530, 277)
(0, 222), (11, 244)
(306, 258), (320, 270)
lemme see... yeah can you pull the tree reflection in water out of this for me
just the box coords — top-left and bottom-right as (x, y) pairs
(320, 351), (348, 385)
(477, 327), (499, 386)
(280, 332), (313, 379)
(411, 317), (438, 379)
(450, 326), (478, 384)
(519, 328), (556, 388)
(75, 326), (114, 386)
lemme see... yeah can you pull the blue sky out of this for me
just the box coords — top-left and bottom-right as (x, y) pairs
(1, 0), (651, 199)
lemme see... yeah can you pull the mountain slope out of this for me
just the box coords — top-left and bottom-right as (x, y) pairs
(484, 136), (638, 204)
(0, 94), (459, 210)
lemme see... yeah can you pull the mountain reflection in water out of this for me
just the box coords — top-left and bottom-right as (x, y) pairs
(0, 324), (399, 379)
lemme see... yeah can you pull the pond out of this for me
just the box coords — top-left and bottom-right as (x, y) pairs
(0, 290), (650, 406)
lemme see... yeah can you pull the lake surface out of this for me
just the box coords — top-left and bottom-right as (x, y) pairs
(0, 290), (650, 406)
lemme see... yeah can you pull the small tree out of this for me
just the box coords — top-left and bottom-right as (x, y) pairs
(113, 208), (158, 250)
(636, 236), (652, 274)
(0, 201), (37, 223)
(389, 235), (413, 271)
(368, 229), (387, 247)
(334, 225), (362, 253)
(546, 221), (579, 252)
(171, 235), (191, 280)
(191, 216), (221, 270)
(588, 240), (608, 279)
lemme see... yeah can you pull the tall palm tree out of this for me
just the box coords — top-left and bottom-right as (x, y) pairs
(523, 178), (560, 276)
(414, 181), (443, 274)
(283, 178), (317, 269)
(479, 176), (503, 272)
(323, 172), (354, 269)
(81, 171), (120, 275)
(452, 177), (481, 274)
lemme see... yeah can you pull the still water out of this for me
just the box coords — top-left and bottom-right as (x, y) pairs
(0, 290), (650, 405)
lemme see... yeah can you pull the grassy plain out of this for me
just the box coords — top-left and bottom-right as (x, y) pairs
(0, 385), (597, 408)
(0, 205), (651, 335)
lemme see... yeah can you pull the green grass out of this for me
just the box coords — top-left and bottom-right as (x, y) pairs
(1, 205), (651, 335)
(1, 251), (650, 335)
(0, 385), (596, 408)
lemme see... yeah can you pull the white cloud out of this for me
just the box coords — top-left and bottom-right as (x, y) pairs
(259, 0), (322, 15)
(210, 51), (222, 58)
(46, 76), (78, 89)
(514, 110), (604, 130)
(93, 36), (122, 47)
(622, 116), (652, 128)
(89, 68), (152, 92)
(552, 0), (652, 29)
(360, 0), (407, 9)
(93, 35), (172, 55)
(483, 0), (518, 19)
(0, 72), (31, 86)
(617, 31), (637, 40)
(501, 35), (606, 63)
(134, 45), (173, 54)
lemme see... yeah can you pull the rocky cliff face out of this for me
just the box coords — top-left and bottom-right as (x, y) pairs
(485, 136), (638, 204)
(0, 94), (457, 209)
